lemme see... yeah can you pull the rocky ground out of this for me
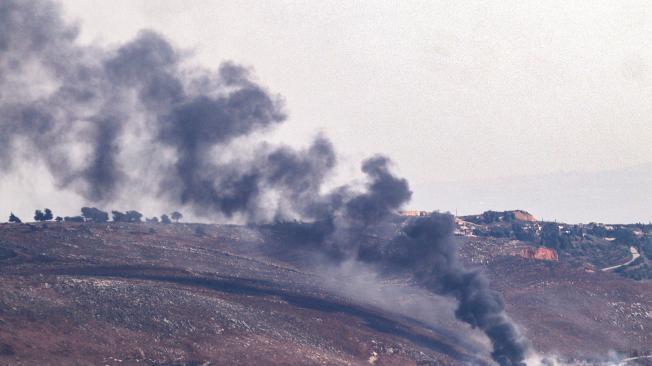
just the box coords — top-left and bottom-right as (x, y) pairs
(0, 221), (650, 365)
(457, 235), (652, 362)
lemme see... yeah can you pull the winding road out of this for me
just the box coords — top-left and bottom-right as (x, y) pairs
(601, 246), (640, 272)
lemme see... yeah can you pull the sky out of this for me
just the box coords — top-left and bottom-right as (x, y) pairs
(4, 0), (651, 223)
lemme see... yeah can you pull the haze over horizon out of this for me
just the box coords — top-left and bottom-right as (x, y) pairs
(1, 0), (650, 223)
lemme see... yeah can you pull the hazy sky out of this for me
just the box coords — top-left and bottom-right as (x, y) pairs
(14, 1), (652, 222)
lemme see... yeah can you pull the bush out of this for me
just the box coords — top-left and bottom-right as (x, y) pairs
(81, 207), (109, 223)
(617, 263), (652, 281)
(112, 210), (142, 223)
(488, 225), (510, 238)
(34, 208), (53, 222)
(34, 210), (45, 221)
(512, 222), (537, 242)
(64, 216), (84, 222)
(8, 213), (21, 223)
(541, 223), (571, 250)
(171, 211), (183, 223)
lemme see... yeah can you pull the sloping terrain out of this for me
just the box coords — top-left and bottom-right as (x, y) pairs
(0, 222), (488, 366)
(457, 237), (652, 364)
(0, 222), (651, 365)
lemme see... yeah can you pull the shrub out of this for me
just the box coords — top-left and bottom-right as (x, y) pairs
(8, 213), (21, 223)
(64, 216), (84, 222)
(81, 207), (109, 222)
(112, 210), (142, 223)
(171, 211), (183, 223)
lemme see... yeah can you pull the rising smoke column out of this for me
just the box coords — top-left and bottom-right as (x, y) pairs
(382, 215), (530, 366)
(0, 0), (313, 219)
(344, 155), (412, 226)
(0, 1), (530, 364)
(0, 0), (132, 200)
(319, 160), (529, 365)
(0, 0), (340, 221)
(261, 152), (529, 365)
(0, 0), (354, 221)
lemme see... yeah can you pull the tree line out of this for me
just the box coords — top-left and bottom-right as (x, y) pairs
(6, 208), (183, 224)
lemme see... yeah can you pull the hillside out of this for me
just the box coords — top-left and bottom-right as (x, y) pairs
(456, 210), (652, 278)
(0, 221), (651, 365)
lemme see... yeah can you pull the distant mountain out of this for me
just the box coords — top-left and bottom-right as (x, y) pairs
(414, 163), (652, 224)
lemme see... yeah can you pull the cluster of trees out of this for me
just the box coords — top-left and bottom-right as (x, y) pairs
(464, 210), (522, 225)
(6, 208), (183, 224)
(472, 222), (539, 241)
(34, 209), (54, 221)
(540, 222), (572, 250)
(9, 213), (22, 223)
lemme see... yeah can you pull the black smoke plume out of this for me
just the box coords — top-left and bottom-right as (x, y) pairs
(344, 155), (412, 226)
(267, 170), (528, 365)
(0, 1), (530, 364)
(384, 215), (529, 365)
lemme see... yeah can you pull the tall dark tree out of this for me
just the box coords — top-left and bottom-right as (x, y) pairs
(8, 213), (22, 223)
(34, 208), (54, 222)
(541, 222), (571, 250)
(160, 214), (171, 224)
(171, 211), (183, 223)
(34, 210), (45, 221)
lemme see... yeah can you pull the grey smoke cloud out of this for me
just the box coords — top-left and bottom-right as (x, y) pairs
(0, 1), (530, 364)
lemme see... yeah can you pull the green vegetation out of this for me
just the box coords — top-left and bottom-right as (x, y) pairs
(618, 237), (652, 280)
(540, 223), (572, 250)
(461, 211), (652, 277)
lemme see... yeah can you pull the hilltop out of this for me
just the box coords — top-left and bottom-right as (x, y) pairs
(453, 210), (652, 280)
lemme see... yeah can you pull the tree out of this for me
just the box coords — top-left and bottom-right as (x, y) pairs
(34, 210), (45, 221)
(160, 214), (171, 224)
(125, 210), (143, 223)
(9, 213), (22, 223)
(171, 211), (183, 223)
(112, 210), (142, 223)
(111, 211), (126, 222)
(146, 217), (159, 224)
(81, 207), (109, 222)
(541, 222), (571, 250)
(34, 209), (54, 222)
(512, 222), (537, 242)
(55, 216), (63, 222)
